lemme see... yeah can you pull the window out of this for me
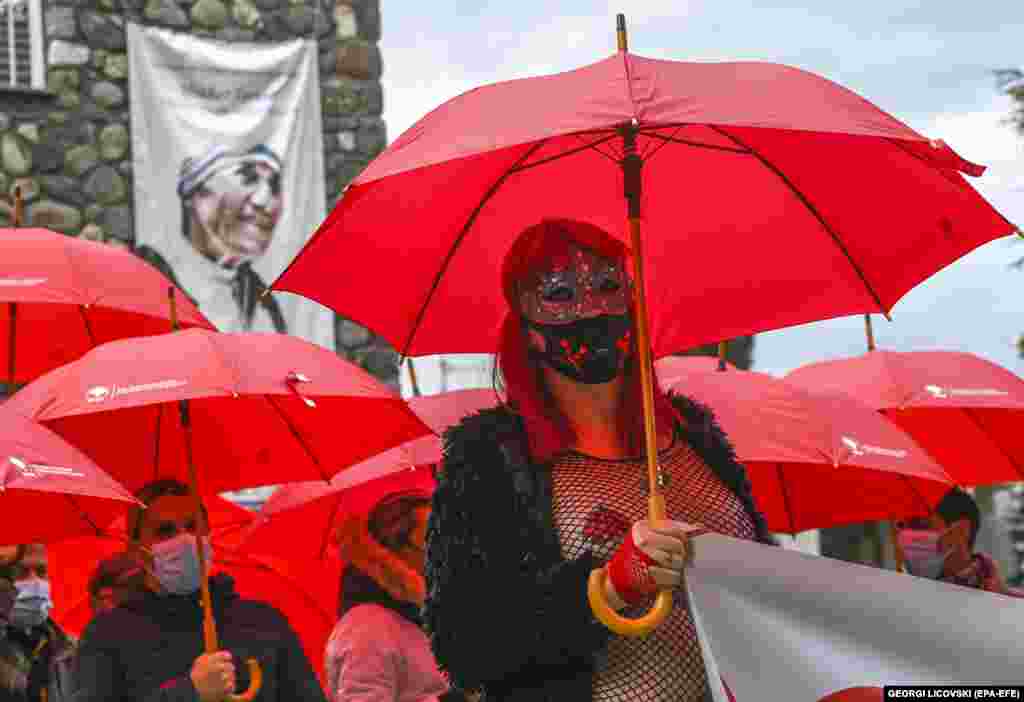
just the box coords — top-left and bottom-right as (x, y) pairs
(0, 0), (44, 90)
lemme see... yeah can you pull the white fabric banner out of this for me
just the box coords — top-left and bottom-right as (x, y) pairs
(127, 23), (333, 349)
(686, 533), (1024, 701)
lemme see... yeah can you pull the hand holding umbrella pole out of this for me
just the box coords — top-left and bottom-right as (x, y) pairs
(169, 290), (262, 701)
(587, 17), (675, 636)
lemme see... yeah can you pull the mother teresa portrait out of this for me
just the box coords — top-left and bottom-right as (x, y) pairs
(135, 144), (288, 334)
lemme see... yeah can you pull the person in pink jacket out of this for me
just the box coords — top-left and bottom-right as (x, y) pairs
(897, 487), (1024, 597)
(325, 487), (474, 702)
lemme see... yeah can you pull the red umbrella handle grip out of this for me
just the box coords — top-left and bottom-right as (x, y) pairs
(587, 569), (673, 637)
(225, 659), (263, 702)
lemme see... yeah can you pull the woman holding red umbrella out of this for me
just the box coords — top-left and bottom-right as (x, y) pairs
(424, 219), (773, 702)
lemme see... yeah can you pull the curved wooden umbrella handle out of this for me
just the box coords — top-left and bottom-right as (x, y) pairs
(587, 493), (674, 637)
(587, 571), (673, 637)
(225, 659), (263, 702)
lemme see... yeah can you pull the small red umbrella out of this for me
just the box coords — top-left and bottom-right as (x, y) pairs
(0, 408), (141, 545)
(48, 493), (256, 633)
(785, 350), (1024, 487)
(657, 356), (955, 534)
(0, 227), (211, 385)
(402, 388), (502, 465)
(6, 328), (432, 495)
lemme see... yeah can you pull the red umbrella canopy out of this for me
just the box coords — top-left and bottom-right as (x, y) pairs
(272, 52), (1012, 358)
(402, 388), (502, 465)
(659, 358), (954, 533)
(0, 228), (212, 384)
(786, 350), (1024, 487)
(6, 328), (432, 495)
(48, 492), (256, 634)
(241, 461), (434, 561)
(0, 408), (141, 545)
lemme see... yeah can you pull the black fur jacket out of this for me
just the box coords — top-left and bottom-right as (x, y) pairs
(423, 394), (773, 702)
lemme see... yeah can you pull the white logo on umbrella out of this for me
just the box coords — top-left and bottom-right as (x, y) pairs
(841, 436), (907, 459)
(7, 456), (85, 478)
(0, 277), (46, 287)
(85, 380), (187, 403)
(924, 384), (1008, 399)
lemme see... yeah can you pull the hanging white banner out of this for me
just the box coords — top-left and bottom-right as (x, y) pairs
(686, 533), (1024, 701)
(127, 23), (333, 349)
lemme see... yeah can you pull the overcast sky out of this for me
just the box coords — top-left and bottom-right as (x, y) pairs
(377, 1), (1024, 377)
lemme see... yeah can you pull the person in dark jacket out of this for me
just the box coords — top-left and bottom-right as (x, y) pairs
(424, 219), (773, 702)
(72, 479), (326, 702)
(87, 552), (147, 617)
(0, 545), (76, 702)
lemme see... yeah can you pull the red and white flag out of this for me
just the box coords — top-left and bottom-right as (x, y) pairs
(686, 534), (1024, 701)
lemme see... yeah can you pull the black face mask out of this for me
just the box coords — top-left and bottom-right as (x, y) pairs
(527, 313), (633, 384)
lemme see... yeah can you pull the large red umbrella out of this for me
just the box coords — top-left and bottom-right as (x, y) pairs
(271, 48), (1010, 361)
(271, 16), (1010, 636)
(6, 328), (432, 495)
(785, 350), (1024, 487)
(0, 408), (141, 545)
(0, 227), (211, 385)
(656, 357), (955, 534)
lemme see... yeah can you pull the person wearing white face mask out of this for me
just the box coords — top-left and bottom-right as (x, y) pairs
(896, 487), (1024, 597)
(72, 480), (327, 702)
(0, 544), (76, 702)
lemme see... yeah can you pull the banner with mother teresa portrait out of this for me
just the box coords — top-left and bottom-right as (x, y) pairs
(127, 23), (333, 349)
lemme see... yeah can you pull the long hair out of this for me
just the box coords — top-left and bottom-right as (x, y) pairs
(497, 218), (677, 463)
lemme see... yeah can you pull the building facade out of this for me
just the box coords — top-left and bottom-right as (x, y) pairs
(0, 0), (398, 390)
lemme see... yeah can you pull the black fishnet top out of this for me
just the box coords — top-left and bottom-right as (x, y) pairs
(550, 431), (755, 702)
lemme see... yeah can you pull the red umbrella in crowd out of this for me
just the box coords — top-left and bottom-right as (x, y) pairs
(242, 388), (499, 557)
(48, 493), (256, 633)
(0, 407), (141, 545)
(785, 350), (1024, 487)
(271, 15), (1011, 635)
(6, 328), (432, 495)
(0, 227), (211, 385)
(656, 357), (955, 533)
(6, 327), (432, 698)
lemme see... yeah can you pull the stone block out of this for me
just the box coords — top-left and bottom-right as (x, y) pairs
(334, 2), (356, 38)
(98, 205), (132, 242)
(65, 145), (100, 177)
(103, 53), (129, 80)
(47, 67), (80, 93)
(79, 11), (126, 51)
(335, 39), (380, 79)
(16, 124), (39, 143)
(98, 123), (129, 161)
(233, 0), (262, 29)
(191, 0), (228, 29)
(91, 81), (125, 109)
(144, 0), (190, 27)
(40, 175), (89, 207)
(31, 144), (64, 173)
(29, 200), (82, 233)
(46, 7), (79, 40)
(84, 165), (127, 204)
(353, 0), (378, 41)
(78, 223), (106, 241)
(48, 40), (91, 66)
(1, 134), (32, 176)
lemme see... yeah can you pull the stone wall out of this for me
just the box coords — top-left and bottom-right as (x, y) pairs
(0, 0), (399, 387)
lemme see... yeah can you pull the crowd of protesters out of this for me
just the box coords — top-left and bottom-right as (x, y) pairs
(1, 221), (1021, 702)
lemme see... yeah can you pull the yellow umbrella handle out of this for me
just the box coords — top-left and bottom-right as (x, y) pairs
(587, 494), (674, 636)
